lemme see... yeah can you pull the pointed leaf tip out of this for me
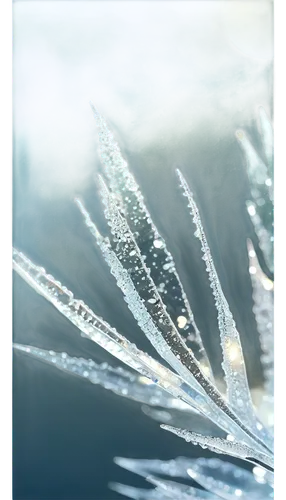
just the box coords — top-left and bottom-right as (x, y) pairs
(75, 198), (89, 219)
(175, 168), (184, 185)
(257, 105), (266, 115)
(98, 173), (110, 194)
(88, 99), (101, 117)
(113, 457), (144, 474)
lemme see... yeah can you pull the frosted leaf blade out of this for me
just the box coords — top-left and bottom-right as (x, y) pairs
(259, 107), (274, 177)
(114, 456), (191, 479)
(91, 104), (210, 367)
(162, 426), (274, 474)
(186, 458), (273, 500)
(13, 344), (199, 410)
(109, 483), (165, 500)
(247, 240), (274, 400)
(176, 169), (272, 449)
(246, 203), (273, 274)
(141, 405), (224, 437)
(236, 127), (273, 216)
(147, 476), (214, 499)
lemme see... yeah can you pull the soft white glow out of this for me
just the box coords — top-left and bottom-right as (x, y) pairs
(262, 278), (274, 291)
(187, 469), (197, 479)
(249, 266), (257, 275)
(228, 343), (241, 363)
(201, 363), (211, 378)
(221, 0), (275, 59)
(138, 376), (154, 386)
(226, 434), (235, 442)
(253, 466), (266, 478)
(253, 466), (267, 484)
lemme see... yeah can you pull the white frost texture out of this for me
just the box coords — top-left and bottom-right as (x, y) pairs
(13, 106), (274, 499)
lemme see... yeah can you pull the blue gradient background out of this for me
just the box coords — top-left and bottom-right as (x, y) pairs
(13, 1), (273, 498)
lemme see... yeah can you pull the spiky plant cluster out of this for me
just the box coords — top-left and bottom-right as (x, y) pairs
(13, 105), (274, 499)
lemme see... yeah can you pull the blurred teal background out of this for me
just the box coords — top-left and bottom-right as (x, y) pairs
(13, 1), (273, 499)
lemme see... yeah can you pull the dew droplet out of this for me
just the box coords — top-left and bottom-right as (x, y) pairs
(247, 205), (256, 216)
(257, 197), (265, 206)
(177, 316), (187, 329)
(153, 239), (164, 249)
(148, 298), (157, 304)
(163, 262), (173, 271)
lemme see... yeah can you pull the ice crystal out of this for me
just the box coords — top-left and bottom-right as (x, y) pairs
(13, 106), (274, 499)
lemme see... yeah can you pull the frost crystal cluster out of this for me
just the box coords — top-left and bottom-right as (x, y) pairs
(13, 105), (274, 499)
